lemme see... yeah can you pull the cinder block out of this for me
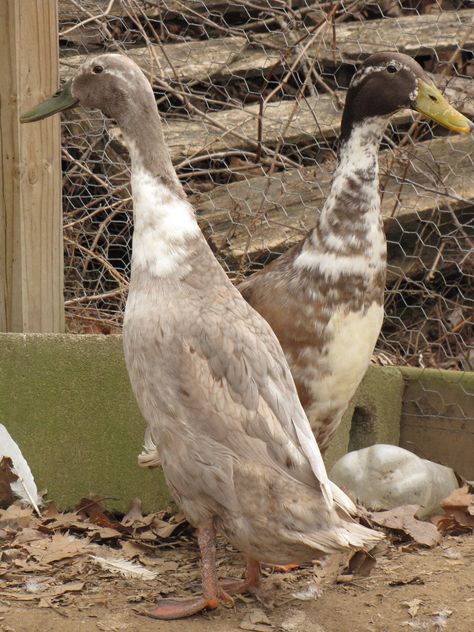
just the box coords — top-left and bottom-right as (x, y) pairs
(325, 365), (403, 470)
(0, 333), (170, 512)
(399, 367), (474, 479)
(3, 332), (471, 512)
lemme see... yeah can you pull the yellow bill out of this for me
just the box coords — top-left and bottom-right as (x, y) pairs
(415, 80), (474, 134)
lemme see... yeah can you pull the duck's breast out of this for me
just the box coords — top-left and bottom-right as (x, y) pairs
(295, 301), (384, 445)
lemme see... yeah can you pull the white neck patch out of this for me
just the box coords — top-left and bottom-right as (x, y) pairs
(338, 117), (388, 172)
(130, 165), (199, 277)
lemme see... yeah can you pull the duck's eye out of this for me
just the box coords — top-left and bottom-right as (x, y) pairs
(386, 64), (398, 74)
(92, 65), (104, 74)
(429, 95), (438, 102)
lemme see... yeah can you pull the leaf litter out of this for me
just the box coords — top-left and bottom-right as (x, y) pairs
(0, 487), (473, 630)
(0, 494), (191, 611)
(368, 505), (442, 547)
(432, 485), (474, 535)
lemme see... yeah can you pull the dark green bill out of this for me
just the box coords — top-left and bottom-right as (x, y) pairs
(20, 79), (79, 123)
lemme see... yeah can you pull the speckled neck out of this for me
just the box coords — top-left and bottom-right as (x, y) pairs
(309, 116), (388, 257)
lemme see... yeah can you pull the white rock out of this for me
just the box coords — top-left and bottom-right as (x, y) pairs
(329, 444), (459, 519)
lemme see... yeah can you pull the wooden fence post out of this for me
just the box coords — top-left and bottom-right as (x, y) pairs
(0, 0), (64, 332)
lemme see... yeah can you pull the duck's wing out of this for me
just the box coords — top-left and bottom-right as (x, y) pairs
(182, 287), (335, 510)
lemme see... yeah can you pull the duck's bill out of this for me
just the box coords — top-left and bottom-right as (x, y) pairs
(20, 80), (79, 123)
(415, 80), (474, 134)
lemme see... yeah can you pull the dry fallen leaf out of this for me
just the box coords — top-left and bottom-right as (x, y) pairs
(239, 608), (273, 631)
(120, 539), (155, 559)
(152, 512), (188, 538)
(43, 501), (59, 518)
(13, 559), (52, 572)
(26, 533), (89, 564)
(42, 512), (86, 532)
(404, 598), (422, 618)
(369, 505), (442, 547)
(76, 497), (129, 533)
(0, 581), (84, 601)
(89, 527), (124, 540)
(389, 576), (424, 587)
(431, 514), (464, 536)
(435, 486), (474, 533)
(38, 597), (54, 609)
(13, 527), (47, 544)
(0, 457), (17, 508)
(0, 504), (33, 529)
(46, 581), (85, 597)
(441, 486), (473, 510)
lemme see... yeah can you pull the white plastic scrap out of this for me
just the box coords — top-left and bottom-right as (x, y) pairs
(291, 583), (322, 601)
(0, 424), (41, 515)
(432, 609), (453, 631)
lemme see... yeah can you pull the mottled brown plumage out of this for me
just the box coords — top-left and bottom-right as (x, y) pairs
(239, 53), (472, 452)
(21, 54), (386, 619)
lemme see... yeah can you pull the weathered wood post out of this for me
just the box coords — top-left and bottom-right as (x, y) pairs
(0, 0), (64, 332)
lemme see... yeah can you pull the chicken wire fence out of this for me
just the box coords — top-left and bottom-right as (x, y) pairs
(59, 0), (473, 376)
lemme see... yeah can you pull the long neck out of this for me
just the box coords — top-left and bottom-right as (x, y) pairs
(119, 98), (200, 279)
(296, 117), (388, 277)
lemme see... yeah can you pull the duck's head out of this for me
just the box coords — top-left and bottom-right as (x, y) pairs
(21, 54), (154, 125)
(340, 52), (473, 140)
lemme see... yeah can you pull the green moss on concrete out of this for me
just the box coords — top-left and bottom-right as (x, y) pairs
(325, 365), (403, 469)
(0, 334), (407, 510)
(399, 367), (474, 478)
(0, 333), (170, 512)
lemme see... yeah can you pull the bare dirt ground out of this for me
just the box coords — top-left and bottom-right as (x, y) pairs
(1, 532), (473, 632)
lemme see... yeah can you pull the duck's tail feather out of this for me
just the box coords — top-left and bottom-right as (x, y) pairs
(330, 480), (357, 516)
(137, 427), (161, 468)
(333, 520), (385, 549)
(298, 520), (384, 555)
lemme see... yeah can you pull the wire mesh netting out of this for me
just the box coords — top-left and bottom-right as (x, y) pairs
(59, 0), (473, 375)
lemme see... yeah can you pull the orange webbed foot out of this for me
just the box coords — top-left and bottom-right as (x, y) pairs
(146, 595), (219, 620)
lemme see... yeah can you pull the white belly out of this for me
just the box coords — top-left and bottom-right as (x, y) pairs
(305, 302), (384, 419)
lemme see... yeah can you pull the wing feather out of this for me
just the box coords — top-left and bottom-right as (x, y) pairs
(186, 291), (335, 509)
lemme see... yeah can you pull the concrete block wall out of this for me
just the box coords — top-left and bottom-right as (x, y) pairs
(324, 365), (402, 469)
(399, 367), (474, 479)
(0, 334), (170, 513)
(1, 334), (473, 511)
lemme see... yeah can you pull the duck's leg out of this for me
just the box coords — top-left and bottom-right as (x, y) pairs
(219, 558), (261, 595)
(148, 520), (222, 620)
